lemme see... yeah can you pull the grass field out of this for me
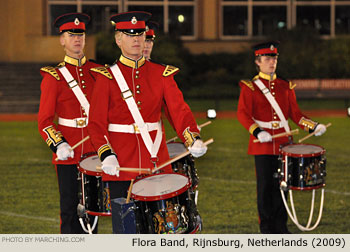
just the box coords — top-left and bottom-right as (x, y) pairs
(0, 115), (349, 234)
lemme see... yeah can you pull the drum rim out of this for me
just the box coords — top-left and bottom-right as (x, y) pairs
(78, 167), (103, 177)
(86, 210), (111, 216)
(289, 183), (325, 191)
(280, 143), (326, 157)
(131, 172), (191, 201)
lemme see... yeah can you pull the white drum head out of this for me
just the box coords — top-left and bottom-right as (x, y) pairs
(132, 173), (190, 201)
(167, 143), (187, 158)
(282, 144), (324, 156)
(79, 155), (102, 175)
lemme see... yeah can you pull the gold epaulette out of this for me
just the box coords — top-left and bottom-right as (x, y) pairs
(241, 80), (255, 91)
(57, 62), (65, 67)
(40, 66), (60, 80)
(163, 65), (179, 77)
(289, 81), (296, 89)
(90, 66), (113, 79)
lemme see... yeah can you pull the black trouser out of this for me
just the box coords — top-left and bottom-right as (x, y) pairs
(109, 181), (132, 199)
(254, 155), (289, 234)
(56, 164), (98, 234)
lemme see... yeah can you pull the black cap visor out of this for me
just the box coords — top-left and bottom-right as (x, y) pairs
(118, 29), (146, 36)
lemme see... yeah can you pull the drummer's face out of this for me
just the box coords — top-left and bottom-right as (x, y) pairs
(115, 32), (145, 60)
(256, 55), (278, 75)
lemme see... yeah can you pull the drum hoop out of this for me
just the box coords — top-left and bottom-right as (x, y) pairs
(290, 183), (325, 191)
(188, 222), (201, 234)
(78, 167), (103, 177)
(131, 172), (191, 201)
(86, 210), (111, 217)
(280, 143), (326, 158)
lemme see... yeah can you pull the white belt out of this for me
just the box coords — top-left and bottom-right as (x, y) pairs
(108, 122), (160, 134)
(254, 119), (283, 129)
(58, 117), (88, 128)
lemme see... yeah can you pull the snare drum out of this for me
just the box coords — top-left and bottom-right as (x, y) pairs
(279, 144), (326, 190)
(78, 154), (111, 216)
(167, 142), (199, 189)
(131, 173), (201, 234)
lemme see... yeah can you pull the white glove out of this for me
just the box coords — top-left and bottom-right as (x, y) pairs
(188, 139), (207, 158)
(314, 124), (327, 136)
(257, 131), (272, 143)
(101, 155), (120, 177)
(56, 142), (74, 160)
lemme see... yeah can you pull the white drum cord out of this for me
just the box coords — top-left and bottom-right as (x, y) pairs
(280, 188), (324, 231)
(195, 190), (199, 205)
(79, 216), (99, 234)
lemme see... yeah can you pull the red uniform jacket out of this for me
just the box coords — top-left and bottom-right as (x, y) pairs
(38, 55), (100, 164)
(88, 55), (200, 181)
(237, 72), (318, 155)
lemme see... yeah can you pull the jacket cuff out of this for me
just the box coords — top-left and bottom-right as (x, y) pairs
(252, 127), (264, 139)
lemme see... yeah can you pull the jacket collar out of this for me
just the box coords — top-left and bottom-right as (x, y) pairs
(64, 55), (86, 67)
(119, 54), (145, 69)
(258, 71), (277, 81)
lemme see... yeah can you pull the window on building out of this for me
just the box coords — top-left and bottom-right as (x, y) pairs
(221, 0), (350, 38)
(47, 0), (196, 39)
(221, 0), (289, 39)
(253, 6), (287, 36)
(223, 6), (248, 36)
(296, 5), (330, 35)
(126, 0), (197, 39)
(335, 5), (350, 34)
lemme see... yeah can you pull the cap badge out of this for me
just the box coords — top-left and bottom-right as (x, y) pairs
(131, 16), (137, 25)
(146, 26), (149, 32)
(74, 18), (80, 26)
(270, 45), (275, 51)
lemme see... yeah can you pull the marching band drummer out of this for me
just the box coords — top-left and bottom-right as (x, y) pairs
(237, 41), (327, 234)
(143, 20), (159, 60)
(87, 11), (207, 220)
(37, 13), (100, 234)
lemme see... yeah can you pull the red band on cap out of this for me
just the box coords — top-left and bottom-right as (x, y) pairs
(116, 21), (145, 30)
(60, 22), (85, 32)
(255, 47), (278, 56)
(146, 29), (155, 36)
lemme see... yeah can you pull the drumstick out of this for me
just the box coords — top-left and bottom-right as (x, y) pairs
(298, 123), (332, 143)
(166, 121), (212, 143)
(253, 129), (299, 143)
(95, 166), (151, 173)
(198, 120), (212, 130)
(55, 136), (90, 161)
(152, 138), (214, 174)
(126, 179), (134, 203)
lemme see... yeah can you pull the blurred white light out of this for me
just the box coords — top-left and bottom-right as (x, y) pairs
(178, 14), (185, 23)
(207, 109), (217, 119)
(277, 21), (285, 29)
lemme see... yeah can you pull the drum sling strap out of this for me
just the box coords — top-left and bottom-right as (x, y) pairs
(58, 66), (90, 116)
(109, 64), (162, 160)
(254, 79), (290, 133)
